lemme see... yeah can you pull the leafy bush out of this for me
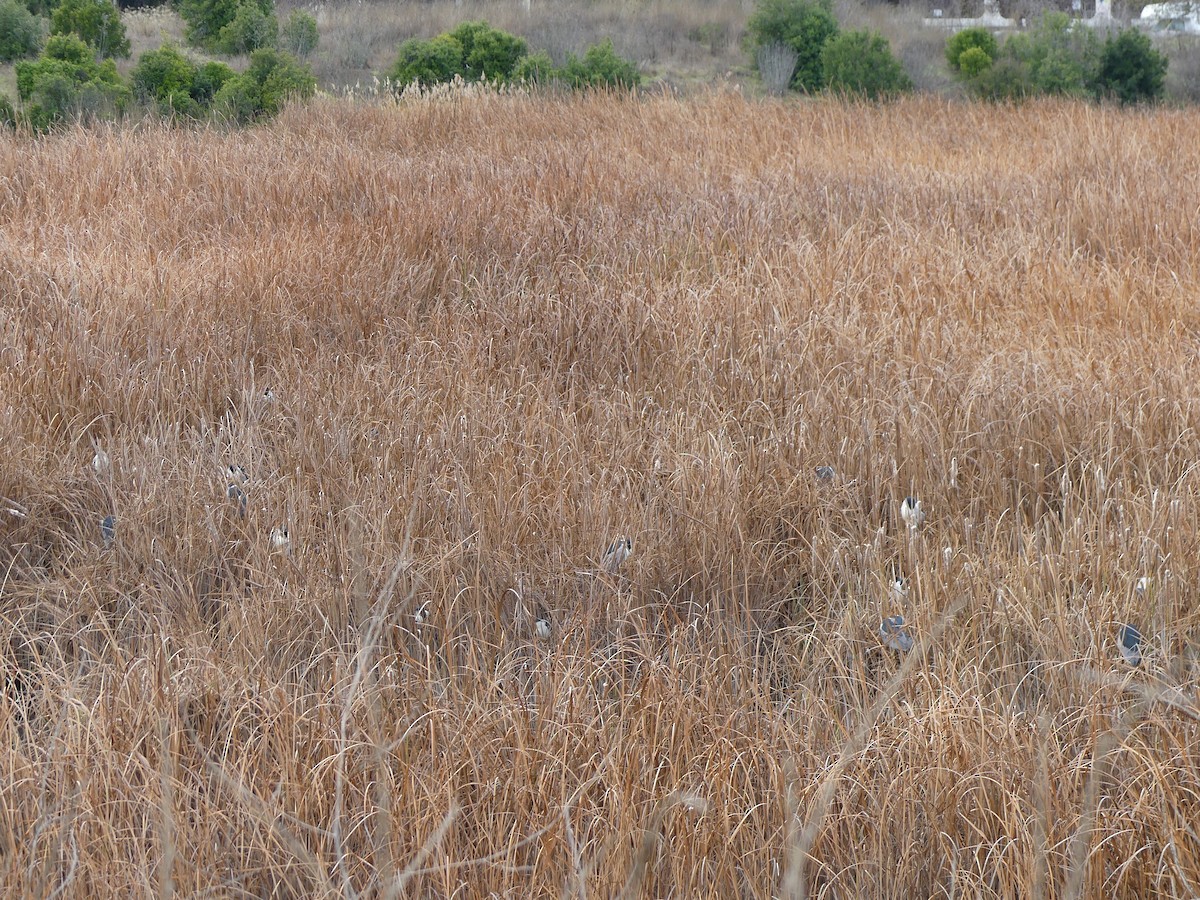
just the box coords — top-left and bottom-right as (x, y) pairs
(945, 27), (997, 73)
(212, 46), (313, 122)
(559, 38), (640, 89)
(215, 0), (277, 54)
(193, 58), (235, 100)
(447, 20), (527, 81)
(820, 29), (911, 99)
(15, 32), (130, 130)
(745, 0), (838, 92)
(176, 0), (272, 50)
(389, 34), (464, 88)
(951, 13), (1103, 100)
(512, 48), (555, 84)
(0, 0), (45, 62)
(957, 46), (993, 78)
(280, 9), (317, 57)
(130, 42), (234, 116)
(50, 0), (128, 58)
(1002, 13), (1099, 97)
(131, 42), (197, 112)
(1095, 28), (1167, 103)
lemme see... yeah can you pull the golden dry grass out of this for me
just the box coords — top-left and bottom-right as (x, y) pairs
(2, 90), (1200, 897)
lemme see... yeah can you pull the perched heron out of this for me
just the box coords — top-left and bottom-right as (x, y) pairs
(892, 577), (911, 602)
(92, 449), (111, 477)
(269, 525), (290, 555)
(602, 537), (633, 573)
(900, 496), (925, 530)
(1135, 577), (1150, 596)
(534, 612), (552, 639)
(880, 615), (914, 653)
(814, 465), (835, 484)
(1117, 624), (1143, 667)
(227, 464), (249, 484)
(100, 514), (116, 549)
(414, 600), (432, 627)
(227, 483), (248, 517)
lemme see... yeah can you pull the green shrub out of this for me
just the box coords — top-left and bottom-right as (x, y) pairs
(820, 29), (911, 99)
(968, 56), (1033, 100)
(280, 9), (317, 57)
(745, 0), (838, 92)
(945, 27), (997, 73)
(559, 38), (640, 89)
(50, 0), (128, 58)
(389, 34), (464, 88)
(215, 0), (277, 54)
(1095, 28), (1167, 103)
(0, 0), (45, 61)
(131, 42), (198, 113)
(131, 44), (237, 117)
(954, 12), (1102, 100)
(957, 45), (993, 78)
(512, 48), (556, 84)
(15, 33), (130, 130)
(176, 0), (272, 50)
(193, 58), (235, 101)
(1004, 13), (1099, 97)
(213, 46), (313, 122)
(447, 20), (527, 81)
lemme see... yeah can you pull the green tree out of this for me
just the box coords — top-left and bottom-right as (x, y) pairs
(447, 20), (527, 81)
(215, 0), (277, 54)
(176, 0), (272, 50)
(15, 32), (130, 130)
(389, 34), (464, 88)
(745, 0), (838, 92)
(820, 29), (911, 99)
(0, 0), (45, 62)
(50, 0), (129, 58)
(1095, 28), (1166, 103)
(280, 9), (317, 57)
(945, 27), (997, 73)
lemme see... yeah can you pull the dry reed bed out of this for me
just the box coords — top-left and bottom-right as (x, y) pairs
(1, 92), (1200, 896)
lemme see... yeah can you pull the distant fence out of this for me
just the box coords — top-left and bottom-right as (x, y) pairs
(921, 0), (1198, 31)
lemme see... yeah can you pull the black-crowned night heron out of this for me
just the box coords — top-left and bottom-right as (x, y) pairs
(93, 449), (111, 477)
(900, 496), (925, 530)
(414, 600), (432, 627)
(227, 483), (248, 517)
(269, 525), (290, 555)
(880, 615), (914, 653)
(100, 514), (116, 549)
(534, 610), (552, 639)
(603, 537), (633, 573)
(1118, 624), (1143, 667)
(814, 465), (835, 484)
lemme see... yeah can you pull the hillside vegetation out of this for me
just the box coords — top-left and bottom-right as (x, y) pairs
(1, 92), (1200, 896)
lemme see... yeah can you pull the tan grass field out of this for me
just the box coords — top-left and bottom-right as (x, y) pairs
(2, 91), (1200, 897)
